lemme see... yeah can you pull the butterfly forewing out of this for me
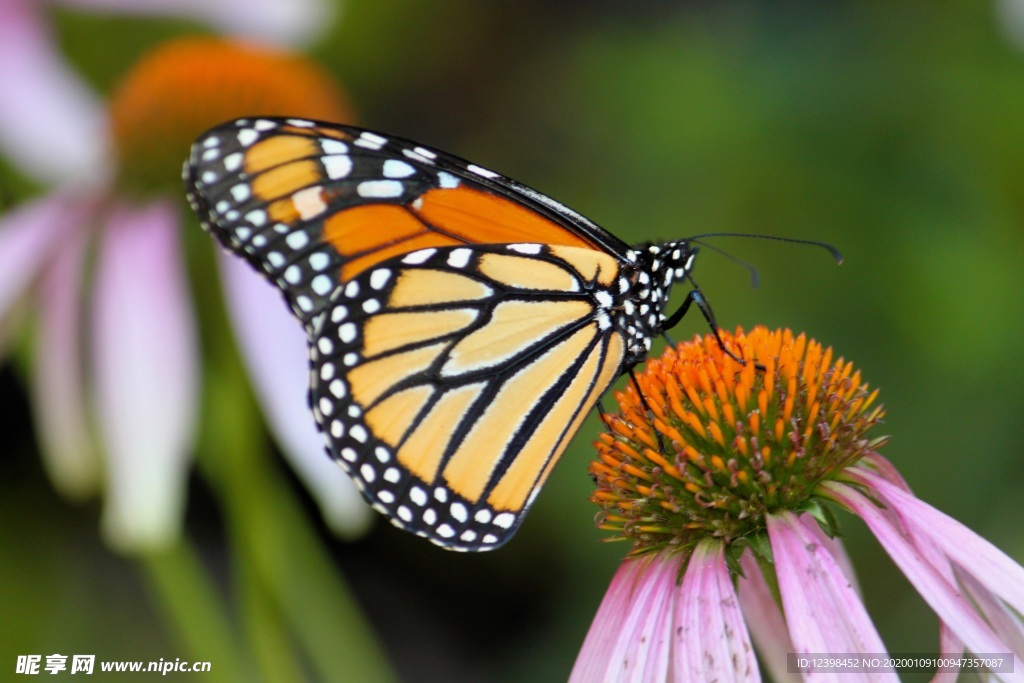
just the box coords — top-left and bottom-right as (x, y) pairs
(184, 117), (630, 328)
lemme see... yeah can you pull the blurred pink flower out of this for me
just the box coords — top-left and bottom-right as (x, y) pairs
(0, 0), (369, 552)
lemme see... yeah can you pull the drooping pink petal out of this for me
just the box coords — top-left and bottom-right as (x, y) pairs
(0, 192), (80, 332)
(767, 511), (897, 683)
(570, 553), (678, 683)
(957, 570), (1024, 659)
(217, 252), (371, 536)
(824, 481), (1023, 679)
(857, 454), (966, 682)
(672, 540), (759, 682)
(31, 221), (99, 498)
(845, 470), (1024, 623)
(59, 0), (334, 46)
(91, 199), (198, 552)
(0, 0), (104, 183)
(738, 551), (799, 683)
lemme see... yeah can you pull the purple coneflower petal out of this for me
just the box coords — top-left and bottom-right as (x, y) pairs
(31, 220), (98, 498)
(825, 480), (1023, 678)
(0, 0), (103, 183)
(91, 199), (198, 552)
(957, 570), (1024, 658)
(768, 511), (897, 682)
(848, 469), (1024, 621)
(673, 541), (759, 682)
(217, 253), (371, 536)
(738, 551), (798, 683)
(738, 518), (867, 683)
(0, 192), (79, 333)
(571, 553), (678, 682)
(856, 454), (967, 681)
(59, 0), (333, 46)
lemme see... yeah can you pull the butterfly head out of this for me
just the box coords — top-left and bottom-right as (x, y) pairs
(618, 240), (698, 362)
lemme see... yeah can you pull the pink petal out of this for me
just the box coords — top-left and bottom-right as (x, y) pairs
(738, 551), (800, 683)
(768, 511), (896, 682)
(672, 541), (760, 682)
(91, 199), (198, 552)
(958, 570), (1024, 659)
(0, 192), (79, 330)
(847, 470), (1024, 623)
(800, 515), (862, 597)
(571, 553), (678, 683)
(825, 481), (1022, 678)
(31, 220), (99, 498)
(59, 0), (334, 46)
(857, 454), (967, 682)
(0, 0), (104, 183)
(217, 253), (371, 536)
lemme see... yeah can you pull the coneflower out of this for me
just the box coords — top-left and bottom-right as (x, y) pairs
(572, 326), (1023, 682)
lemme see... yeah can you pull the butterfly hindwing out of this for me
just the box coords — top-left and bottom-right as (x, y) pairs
(309, 243), (627, 550)
(184, 117), (631, 330)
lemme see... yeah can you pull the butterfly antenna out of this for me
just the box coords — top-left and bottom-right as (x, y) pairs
(687, 232), (843, 265)
(690, 239), (761, 288)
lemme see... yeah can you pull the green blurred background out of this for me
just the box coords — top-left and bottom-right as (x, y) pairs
(2, 1), (1023, 680)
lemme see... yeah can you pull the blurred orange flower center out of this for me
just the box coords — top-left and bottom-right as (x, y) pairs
(108, 36), (353, 196)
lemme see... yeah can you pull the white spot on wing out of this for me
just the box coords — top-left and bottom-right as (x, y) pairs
(321, 139), (348, 154)
(467, 164), (499, 179)
(383, 159), (416, 178)
(324, 155), (353, 179)
(357, 180), (404, 198)
(292, 186), (326, 219)
(230, 184), (250, 202)
(447, 249), (472, 268)
(309, 252), (330, 270)
(312, 274), (333, 295)
(493, 512), (516, 529)
(354, 131), (387, 149)
(286, 231), (309, 249)
(237, 128), (259, 146)
(436, 171), (459, 188)
(507, 243), (542, 255)
(402, 249), (436, 265)
(370, 269), (391, 289)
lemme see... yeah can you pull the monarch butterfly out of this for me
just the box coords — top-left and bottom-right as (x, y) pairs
(184, 118), (745, 551)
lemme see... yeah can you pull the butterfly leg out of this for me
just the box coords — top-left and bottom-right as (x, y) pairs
(663, 286), (760, 368)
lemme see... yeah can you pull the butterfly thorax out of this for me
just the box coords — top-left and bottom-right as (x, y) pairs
(617, 240), (697, 366)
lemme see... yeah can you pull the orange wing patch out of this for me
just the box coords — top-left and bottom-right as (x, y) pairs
(244, 134), (319, 174)
(413, 186), (601, 250)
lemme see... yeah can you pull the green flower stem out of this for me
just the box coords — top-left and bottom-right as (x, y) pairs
(140, 542), (249, 682)
(198, 336), (395, 683)
(238, 552), (307, 683)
